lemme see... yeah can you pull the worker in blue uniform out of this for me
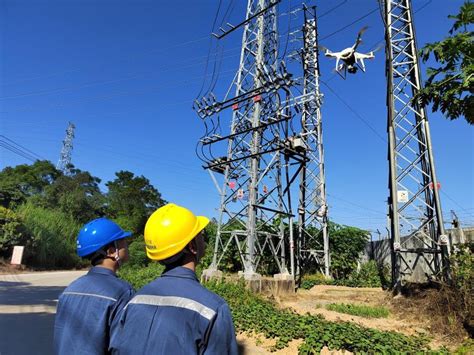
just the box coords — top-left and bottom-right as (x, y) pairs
(110, 203), (238, 355)
(54, 218), (134, 355)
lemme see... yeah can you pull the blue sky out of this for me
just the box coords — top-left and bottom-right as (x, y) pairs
(1, 0), (473, 234)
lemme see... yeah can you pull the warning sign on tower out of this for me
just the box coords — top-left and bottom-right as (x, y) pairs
(397, 190), (409, 203)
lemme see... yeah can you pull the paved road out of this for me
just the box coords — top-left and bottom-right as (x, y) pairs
(0, 271), (86, 355)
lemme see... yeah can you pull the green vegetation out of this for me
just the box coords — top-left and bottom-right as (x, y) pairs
(454, 339), (474, 354)
(301, 261), (391, 289)
(326, 303), (390, 319)
(16, 202), (84, 268)
(206, 280), (432, 353)
(418, 1), (473, 124)
(106, 170), (166, 236)
(0, 206), (26, 255)
(442, 242), (474, 337)
(327, 222), (369, 280)
(119, 262), (164, 289)
(300, 272), (333, 289)
(341, 260), (391, 288)
(0, 161), (165, 269)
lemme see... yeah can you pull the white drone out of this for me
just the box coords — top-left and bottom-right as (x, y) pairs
(320, 26), (381, 78)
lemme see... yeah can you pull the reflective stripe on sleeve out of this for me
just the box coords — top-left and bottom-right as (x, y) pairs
(127, 295), (216, 320)
(62, 291), (117, 302)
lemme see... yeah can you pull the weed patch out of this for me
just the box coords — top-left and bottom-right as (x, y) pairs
(206, 280), (434, 353)
(326, 303), (389, 318)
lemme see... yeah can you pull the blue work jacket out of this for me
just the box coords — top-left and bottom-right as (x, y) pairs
(54, 267), (134, 355)
(110, 266), (238, 355)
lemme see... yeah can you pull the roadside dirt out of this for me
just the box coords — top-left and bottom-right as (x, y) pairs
(237, 331), (353, 355)
(235, 284), (464, 354)
(0, 260), (25, 274)
(0, 259), (89, 275)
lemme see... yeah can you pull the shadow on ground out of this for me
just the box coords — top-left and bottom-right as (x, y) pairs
(0, 281), (65, 307)
(0, 312), (56, 355)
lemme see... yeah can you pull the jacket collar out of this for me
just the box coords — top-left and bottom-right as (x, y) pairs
(161, 266), (199, 282)
(88, 266), (117, 277)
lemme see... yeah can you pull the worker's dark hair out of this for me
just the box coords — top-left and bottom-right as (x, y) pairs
(160, 233), (202, 268)
(86, 242), (116, 266)
(160, 250), (186, 268)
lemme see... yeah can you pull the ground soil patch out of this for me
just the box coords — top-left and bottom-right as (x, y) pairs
(275, 284), (469, 351)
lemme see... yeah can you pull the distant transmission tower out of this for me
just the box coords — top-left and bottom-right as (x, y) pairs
(383, 0), (450, 288)
(57, 121), (75, 175)
(195, 1), (329, 279)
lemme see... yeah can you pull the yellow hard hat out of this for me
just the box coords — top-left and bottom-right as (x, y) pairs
(144, 203), (209, 261)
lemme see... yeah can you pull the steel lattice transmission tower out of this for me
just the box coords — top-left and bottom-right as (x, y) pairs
(194, 2), (329, 279)
(298, 13), (329, 277)
(57, 121), (75, 175)
(383, 0), (450, 288)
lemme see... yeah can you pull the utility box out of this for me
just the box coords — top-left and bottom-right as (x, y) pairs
(285, 136), (307, 155)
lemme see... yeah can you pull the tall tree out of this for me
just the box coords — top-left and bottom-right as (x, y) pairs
(106, 171), (165, 235)
(417, 1), (473, 124)
(39, 167), (105, 223)
(0, 160), (60, 208)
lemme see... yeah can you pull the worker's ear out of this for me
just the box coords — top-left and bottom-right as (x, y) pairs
(106, 244), (118, 257)
(185, 240), (198, 255)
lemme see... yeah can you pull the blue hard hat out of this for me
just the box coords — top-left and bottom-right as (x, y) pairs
(76, 218), (132, 257)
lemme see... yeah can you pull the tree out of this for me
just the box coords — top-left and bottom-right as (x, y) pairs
(0, 160), (60, 208)
(38, 167), (105, 223)
(106, 171), (165, 235)
(328, 222), (369, 280)
(417, 1), (473, 124)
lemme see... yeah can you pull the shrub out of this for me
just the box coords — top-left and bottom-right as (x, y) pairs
(340, 260), (390, 288)
(326, 303), (390, 318)
(126, 238), (149, 268)
(119, 262), (164, 289)
(0, 206), (27, 258)
(445, 243), (473, 336)
(16, 202), (83, 268)
(329, 223), (369, 280)
(300, 273), (333, 289)
(302, 262), (392, 289)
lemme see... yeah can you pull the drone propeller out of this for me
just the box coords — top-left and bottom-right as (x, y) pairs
(357, 26), (369, 39)
(371, 43), (383, 53)
(354, 26), (369, 50)
(318, 45), (329, 52)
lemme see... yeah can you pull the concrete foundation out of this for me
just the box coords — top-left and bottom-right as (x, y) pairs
(201, 268), (223, 283)
(202, 269), (295, 295)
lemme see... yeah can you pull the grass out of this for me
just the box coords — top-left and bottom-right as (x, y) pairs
(326, 303), (390, 318)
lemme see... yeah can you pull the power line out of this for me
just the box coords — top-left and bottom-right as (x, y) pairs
(0, 141), (38, 162)
(318, 0), (348, 19)
(1, 69), (237, 115)
(320, 80), (386, 142)
(196, 0), (224, 98)
(327, 192), (386, 216)
(0, 135), (45, 160)
(0, 47), (242, 101)
(319, 7), (379, 41)
(441, 190), (474, 214)
(2, 35), (210, 87)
